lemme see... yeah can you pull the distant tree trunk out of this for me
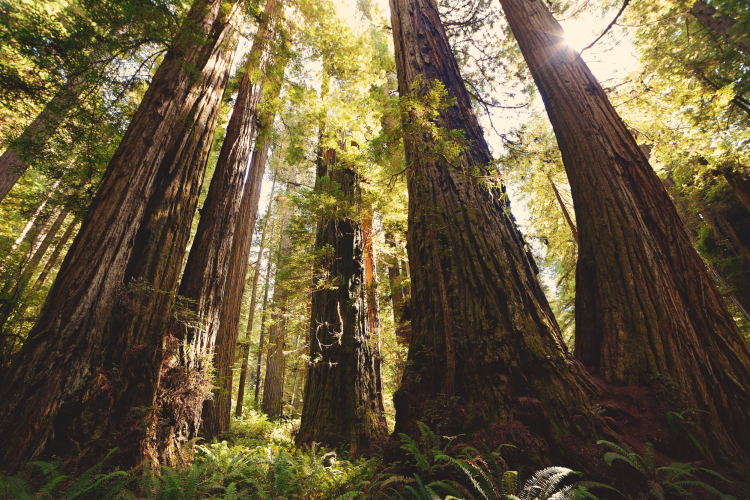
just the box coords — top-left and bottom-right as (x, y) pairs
(261, 200), (293, 420)
(32, 218), (79, 292)
(388, 0), (602, 449)
(363, 216), (385, 412)
(253, 252), (275, 404)
(0, 0), (244, 471)
(235, 179), (276, 419)
(0, 78), (85, 202)
(386, 236), (410, 387)
(549, 177), (578, 242)
(170, 0), (281, 447)
(722, 169), (750, 213)
(498, 0), (750, 464)
(690, 0), (750, 54)
(295, 134), (387, 451)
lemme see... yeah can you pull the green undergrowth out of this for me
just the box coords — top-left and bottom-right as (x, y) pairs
(0, 413), (738, 499)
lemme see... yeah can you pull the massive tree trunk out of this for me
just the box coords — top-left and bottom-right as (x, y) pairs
(498, 0), (750, 466)
(388, 0), (602, 450)
(296, 143), (387, 453)
(261, 199), (293, 420)
(0, 0), (244, 471)
(235, 180), (276, 418)
(170, 0), (281, 447)
(690, 0), (750, 54)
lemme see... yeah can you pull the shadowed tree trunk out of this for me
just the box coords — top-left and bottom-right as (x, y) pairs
(235, 179), (276, 418)
(171, 0), (282, 446)
(722, 169), (750, 213)
(262, 197), (293, 420)
(388, 0), (604, 449)
(498, 0), (750, 466)
(0, 0), (244, 471)
(253, 254), (275, 404)
(690, 0), (750, 54)
(296, 140), (387, 453)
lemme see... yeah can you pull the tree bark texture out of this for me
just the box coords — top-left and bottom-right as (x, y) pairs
(236, 179), (277, 418)
(498, 0), (750, 465)
(261, 199), (293, 419)
(200, 143), (276, 437)
(389, 0), (602, 444)
(296, 145), (387, 453)
(173, 0), (282, 445)
(0, 0), (244, 471)
(0, 77), (85, 202)
(690, 0), (750, 55)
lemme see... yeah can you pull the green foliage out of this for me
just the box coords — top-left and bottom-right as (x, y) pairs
(597, 440), (735, 499)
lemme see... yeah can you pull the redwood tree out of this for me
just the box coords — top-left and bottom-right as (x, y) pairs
(0, 0), (244, 470)
(296, 144), (387, 453)
(388, 0), (602, 447)
(497, 0), (750, 465)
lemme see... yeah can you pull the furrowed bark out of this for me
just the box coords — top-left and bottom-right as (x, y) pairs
(174, 0), (282, 444)
(235, 177), (277, 418)
(498, 0), (750, 466)
(0, 0), (244, 471)
(202, 35), (287, 433)
(296, 143), (387, 453)
(389, 0), (602, 447)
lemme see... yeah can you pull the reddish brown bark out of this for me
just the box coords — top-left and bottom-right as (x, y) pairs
(0, 0), (244, 471)
(498, 0), (750, 466)
(363, 216), (385, 412)
(388, 0), (601, 447)
(296, 144), (387, 452)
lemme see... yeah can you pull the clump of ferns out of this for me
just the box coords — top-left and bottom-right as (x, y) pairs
(597, 440), (736, 500)
(373, 421), (617, 500)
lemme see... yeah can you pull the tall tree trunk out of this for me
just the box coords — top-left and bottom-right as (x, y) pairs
(0, 0), (244, 471)
(363, 216), (385, 412)
(0, 78), (85, 202)
(253, 253), (275, 404)
(386, 235), (410, 387)
(172, 0), (282, 446)
(498, 0), (750, 466)
(388, 0), (602, 451)
(235, 178), (277, 418)
(31, 218), (79, 293)
(690, 0), (750, 54)
(296, 135), (387, 451)
(261, 199), (293, 420)
(549, 177), (578, 242)
(202, 35), (287, 433)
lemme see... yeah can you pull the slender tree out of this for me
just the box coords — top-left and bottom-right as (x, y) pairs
(498, 0), (750, 465)
(690, 0), (750, 54)
(252, 250), (275, 404)
(0, 0), (245, 470)
(235, 179), (277, 418)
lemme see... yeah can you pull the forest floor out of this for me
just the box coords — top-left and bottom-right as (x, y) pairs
(0, 409), (745, 499)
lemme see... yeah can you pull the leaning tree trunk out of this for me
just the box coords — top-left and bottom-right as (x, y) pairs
(690, 0), (750, 54)
(498, 0), (750, 466)
(388, 0), (603, 450)
(261, 196), (293, 420)
(172, 0), (282, 447)
(0, 77), (86, 202)
(0, 0), (244, 471)
(722, 169), (750, 213)
(31, 218), (79, 293)
(296, 144), (387, 453)
(201, 35), (287, 435)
